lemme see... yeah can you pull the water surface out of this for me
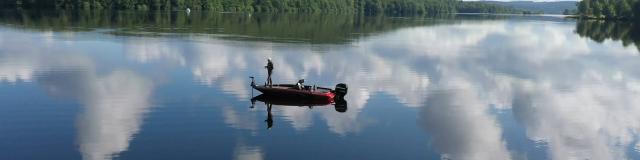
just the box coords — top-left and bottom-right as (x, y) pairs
(1, 10), (640, 160)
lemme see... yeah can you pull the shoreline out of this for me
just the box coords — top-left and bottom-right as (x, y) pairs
(564, 14), (634, 21)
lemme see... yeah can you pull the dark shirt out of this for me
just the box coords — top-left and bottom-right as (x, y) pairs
(266, 61), (274, 70)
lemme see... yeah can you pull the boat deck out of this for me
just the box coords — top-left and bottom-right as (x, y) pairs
(259, 84), (333, 93)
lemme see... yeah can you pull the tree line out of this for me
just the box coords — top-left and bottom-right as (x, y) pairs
(456, 1), (522, 14)
(0, 10), (457, 44)
(0, 0), (522, 15)
(575, 20), (640, 51)
(577, 0), (640, 20)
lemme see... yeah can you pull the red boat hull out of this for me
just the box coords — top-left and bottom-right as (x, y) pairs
(252, 84), (335, 102)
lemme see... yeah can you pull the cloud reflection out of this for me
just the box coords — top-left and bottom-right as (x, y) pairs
(121, 37), (428, 134)
(233, 143), (264, 160)
(0, 29), (153, 160)
(4, 15), (640, 159)
(419, 89), (511, 160)
(125, 39), (186, 65)
(222, 106), (260, 131)
(75, 70), (152, 160)
(407, 21), (640, 159)
(116, 18), (640, 159)
(112, 18), (639, 159)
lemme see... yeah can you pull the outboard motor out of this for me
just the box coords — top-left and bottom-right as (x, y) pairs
(334, 98), (347, 113)
(334, 83), (348, 99)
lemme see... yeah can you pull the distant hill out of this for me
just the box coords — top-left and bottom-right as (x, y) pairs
(480, 1), (578, 14)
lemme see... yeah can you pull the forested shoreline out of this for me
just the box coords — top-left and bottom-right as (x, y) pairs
(0, 0), (522, 15)
(0, 10), (454, 44)
(577, 0), (640, 20)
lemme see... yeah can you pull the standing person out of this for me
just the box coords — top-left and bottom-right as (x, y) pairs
(265, 58), (274, 86)
(265, 103), (273, 129)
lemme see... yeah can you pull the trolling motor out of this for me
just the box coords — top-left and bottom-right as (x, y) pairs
(250, 76), (256, 87)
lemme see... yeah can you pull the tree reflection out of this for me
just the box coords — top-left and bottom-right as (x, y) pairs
(0, 9), (450, 44)
(575, 20), (640, 51)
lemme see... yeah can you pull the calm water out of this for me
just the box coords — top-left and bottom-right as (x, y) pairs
(1, 10), (640, 160)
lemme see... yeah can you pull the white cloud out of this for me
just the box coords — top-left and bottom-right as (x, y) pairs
(125, 39), (186, 65)
(0, 29), (154, 160)
(222, 105), (266, 131)
(77, 70), (153, 160)
(419, 88), (511, 160)
(233, 143), (264, 160)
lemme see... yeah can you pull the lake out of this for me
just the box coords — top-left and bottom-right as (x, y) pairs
(1, 10), (640, 160)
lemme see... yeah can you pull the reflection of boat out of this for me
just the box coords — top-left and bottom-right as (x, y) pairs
(251, 94), (348, 129)
(250, 77), (347, 102)
(252, 94), (332, 106)
(251, 94), (348, 112)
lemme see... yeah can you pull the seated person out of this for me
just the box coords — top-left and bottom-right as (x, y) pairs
(296, 79), (305, 90)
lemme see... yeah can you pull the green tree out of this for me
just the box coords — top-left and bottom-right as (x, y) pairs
(635, 2), (640, 20)
(604, 3), (616, 17)
(617, 0), (632, 17)
(577, 0), (639, 20)
(2, 0), (522, 16)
